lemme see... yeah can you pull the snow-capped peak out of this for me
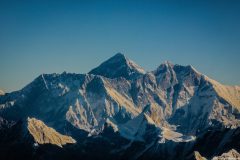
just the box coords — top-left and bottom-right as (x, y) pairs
(89, 53), (145, 79)
(0, 53), (240, 160)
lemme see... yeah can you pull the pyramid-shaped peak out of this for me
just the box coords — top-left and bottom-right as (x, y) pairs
(89, 53), (145, 79)
(103, 52), (128, 64)
(113, 52), (126, 58)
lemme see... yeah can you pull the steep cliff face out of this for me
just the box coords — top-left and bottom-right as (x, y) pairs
(0, 53), (239, 159)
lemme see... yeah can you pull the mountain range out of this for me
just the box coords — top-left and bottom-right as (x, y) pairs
(0, 53), (240, 160)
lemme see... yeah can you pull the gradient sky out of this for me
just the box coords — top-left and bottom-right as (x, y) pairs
(0, 0), (240, 92)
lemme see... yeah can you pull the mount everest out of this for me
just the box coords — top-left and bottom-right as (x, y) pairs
(0, 53), (240, 160)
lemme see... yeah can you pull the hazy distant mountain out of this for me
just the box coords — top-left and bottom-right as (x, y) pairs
(0, 90), (4, 96)
(0, 53), (239, 160)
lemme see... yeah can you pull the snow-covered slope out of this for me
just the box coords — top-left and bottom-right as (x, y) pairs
(116, 111), (156, 141)
(27, 117), (76, 147)
(0, 54), (239, 135)
(152, 62), (240, 133)
(0, 53), (239, 159)
(206, 77), (240, 110)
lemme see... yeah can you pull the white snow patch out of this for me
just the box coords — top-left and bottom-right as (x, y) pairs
(41, 74), (49, 90)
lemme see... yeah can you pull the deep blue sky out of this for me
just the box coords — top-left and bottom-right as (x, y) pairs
(1, 0), (240, 92)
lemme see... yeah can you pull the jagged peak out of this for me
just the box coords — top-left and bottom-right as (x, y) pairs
(153, 61), (202, 81)
(163, 60), (174, 67)
(175, 63), (201, 73)
(153, 61), (175, 76)
(89, 53), (145, 79)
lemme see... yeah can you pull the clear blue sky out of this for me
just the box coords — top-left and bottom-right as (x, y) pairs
(1, 0), (240, 92)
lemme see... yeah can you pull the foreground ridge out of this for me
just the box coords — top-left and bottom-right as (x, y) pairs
(27, 117), (76, 147)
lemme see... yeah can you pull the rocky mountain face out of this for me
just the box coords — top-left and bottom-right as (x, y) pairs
(27, 117), (76, 147)
(195, 149), (240, 160)
(0, 53), (239, 160)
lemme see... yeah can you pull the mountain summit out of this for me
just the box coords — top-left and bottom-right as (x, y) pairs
(89, 53), (145, 79)
(0, 53), (239, 160)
